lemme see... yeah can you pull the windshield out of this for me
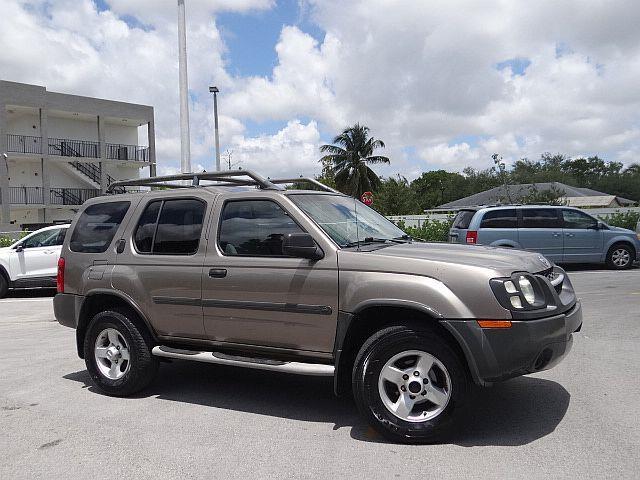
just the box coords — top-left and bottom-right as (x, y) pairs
(290, 194), (406, 247)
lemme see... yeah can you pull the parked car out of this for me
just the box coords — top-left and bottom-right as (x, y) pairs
(449, 205), (640, 269)
(54, 171), (581, 444)
(0, 224), (70, 298)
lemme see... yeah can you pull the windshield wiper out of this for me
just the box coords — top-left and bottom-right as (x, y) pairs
(343, 237), (406, 248)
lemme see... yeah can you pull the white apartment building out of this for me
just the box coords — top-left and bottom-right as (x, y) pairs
(0, 80), (156, 229)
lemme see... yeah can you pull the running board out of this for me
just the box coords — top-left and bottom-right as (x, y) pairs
(152, 346), (335, 377)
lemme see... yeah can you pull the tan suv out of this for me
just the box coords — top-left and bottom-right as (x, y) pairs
(54, 170), (582, 443)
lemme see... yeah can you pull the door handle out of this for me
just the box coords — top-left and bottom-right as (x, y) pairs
(208, 268), (227, 278)
(565, 233), (574, 237)
(552, 233), (561, 237)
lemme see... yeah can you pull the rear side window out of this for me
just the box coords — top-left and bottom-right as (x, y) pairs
(520, 208), (560, 228)
(70, 201), (130, 253)
(480, 209), (517, 229)
(452, 210), (475, 229)
(133, 199), (206, 255)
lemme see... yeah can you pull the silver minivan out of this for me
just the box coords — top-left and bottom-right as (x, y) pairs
(449, 205), (640, 269)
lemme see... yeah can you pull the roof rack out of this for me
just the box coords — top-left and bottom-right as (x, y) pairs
(106, 170), (340, 194)
(269, 177), (341, 194)
(106, 169), (280, 193)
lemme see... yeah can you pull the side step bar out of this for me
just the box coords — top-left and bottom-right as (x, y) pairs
(152, 346), (335, 377)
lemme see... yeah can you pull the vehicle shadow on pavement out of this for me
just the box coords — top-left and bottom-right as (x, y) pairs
(64, 364), (569, 446)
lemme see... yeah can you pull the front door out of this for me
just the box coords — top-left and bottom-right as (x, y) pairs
(517, 208), (564, 263)
(561, 209), (603, 263)
(9, 227), (66, 280)
(202, 198), (339, 354)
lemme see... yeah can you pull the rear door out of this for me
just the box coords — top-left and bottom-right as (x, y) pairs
(111, 196), (210, 339)
(517, 208), (563, 262)
(449, 209), (476, 244)
(561, 209), (603, 263)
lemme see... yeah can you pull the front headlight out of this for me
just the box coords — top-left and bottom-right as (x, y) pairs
(517, 276), (536, 304)
(490, 273), (547, 311)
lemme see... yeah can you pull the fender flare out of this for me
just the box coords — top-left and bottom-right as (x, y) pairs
(76, 288), (158, 357)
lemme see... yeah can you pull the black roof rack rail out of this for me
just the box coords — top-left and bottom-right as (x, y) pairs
(269, 177), (341, 194)
(106, 169), (280, 193)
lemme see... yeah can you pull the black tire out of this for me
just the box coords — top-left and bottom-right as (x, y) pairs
(83, 310), (158, 396)
(0, 274), (8, 298)
(606, 243), (634, 270)
(352, 325), (470, 444)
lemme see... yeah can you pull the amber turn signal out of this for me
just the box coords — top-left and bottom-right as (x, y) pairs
(477, 320), (512, 329)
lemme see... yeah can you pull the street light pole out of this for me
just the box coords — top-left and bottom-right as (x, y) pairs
(177, 0), (191, 173)
(209, 86), (221, 171)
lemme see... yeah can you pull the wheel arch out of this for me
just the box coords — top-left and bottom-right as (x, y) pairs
(333, 301), (480, 397)
(76, 290), (157, 359)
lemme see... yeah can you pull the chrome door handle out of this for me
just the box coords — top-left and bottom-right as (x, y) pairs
(208, 268), (227, 278)
(552, 233), (561, 237)
(565, 233), (574, 237)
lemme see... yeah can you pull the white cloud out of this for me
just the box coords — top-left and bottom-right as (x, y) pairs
(1, 0), (639, 182)
(228, 120), (321, 178)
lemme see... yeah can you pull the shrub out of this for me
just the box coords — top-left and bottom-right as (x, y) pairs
(395, 218), (454, 242)
(597, 210), (640, 231)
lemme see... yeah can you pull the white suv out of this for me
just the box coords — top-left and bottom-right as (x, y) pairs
(0, 224), (69, 298)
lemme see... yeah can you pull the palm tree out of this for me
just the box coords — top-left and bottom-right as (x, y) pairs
(319, 123), (390, 197)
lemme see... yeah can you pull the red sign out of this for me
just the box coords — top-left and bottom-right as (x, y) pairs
(361, 191), (373, 206)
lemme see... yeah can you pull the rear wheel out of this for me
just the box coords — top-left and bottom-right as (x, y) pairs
(0, 275), (7, 298)
(84, 310), (158, 396)
(352, 325), (470, 444)
(606, 244), (634, 270)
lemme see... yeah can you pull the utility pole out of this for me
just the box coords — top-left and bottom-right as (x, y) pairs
(177, 0), (191, 173)
(209, 86), (221, 171)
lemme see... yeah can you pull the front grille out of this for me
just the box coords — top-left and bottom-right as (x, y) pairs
(537, 267), (563, 293)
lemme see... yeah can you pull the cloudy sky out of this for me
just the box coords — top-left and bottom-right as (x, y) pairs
(1, 0), (639, 179)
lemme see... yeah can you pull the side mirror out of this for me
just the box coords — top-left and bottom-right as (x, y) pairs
(283, 233), (324, 261)
(15, 244), (24, 253)
(594, 221), (606, 230)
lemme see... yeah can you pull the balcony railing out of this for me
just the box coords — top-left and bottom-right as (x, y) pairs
(6, 134), (42, 154)
(50, 188), (101, 205)
(8, 187), (44, 204)
(49, 137), (99, 158)
(106, 143), (149, 162)
(6, 134), (149, 162)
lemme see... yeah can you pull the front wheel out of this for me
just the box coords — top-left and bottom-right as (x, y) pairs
(84, 310), (158, 396)
(606, 244), (634, 270)
(352, 325), (470, 444)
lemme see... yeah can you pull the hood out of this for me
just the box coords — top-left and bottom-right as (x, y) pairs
(367, 242), (552, 274)
(609, 226), (635, 234)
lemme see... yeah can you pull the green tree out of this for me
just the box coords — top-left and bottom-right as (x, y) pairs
(319, 123), (390, 197)
(410, 170), (469, 210)
(375, 175), (418, 215)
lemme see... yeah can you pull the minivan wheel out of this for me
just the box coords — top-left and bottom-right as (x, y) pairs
(84, 310), (158, 396)
(606, 244), (634, 270)
(352, 325), (469, 444)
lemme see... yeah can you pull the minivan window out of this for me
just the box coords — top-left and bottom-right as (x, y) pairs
(452, 210), (475, 229)
(480, 209), (517, 229)
(219, 200), (303, 256)
(134, 199), (206, 255)
(562, 209), (597, 229)
(520, 208), (560, 228)
(70, 202), (130, 253)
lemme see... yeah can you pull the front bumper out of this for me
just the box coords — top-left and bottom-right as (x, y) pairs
(442, 300), (582, 384)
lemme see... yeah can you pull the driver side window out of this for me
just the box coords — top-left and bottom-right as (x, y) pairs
(562, 210), (597, 229)
(20, 229), (62, 249)
(218, 200), (304, 256)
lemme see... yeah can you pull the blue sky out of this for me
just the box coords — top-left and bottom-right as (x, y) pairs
(3, 0), (637, 179)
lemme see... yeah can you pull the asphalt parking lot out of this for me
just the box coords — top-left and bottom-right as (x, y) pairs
(1, 268), (639, 480)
